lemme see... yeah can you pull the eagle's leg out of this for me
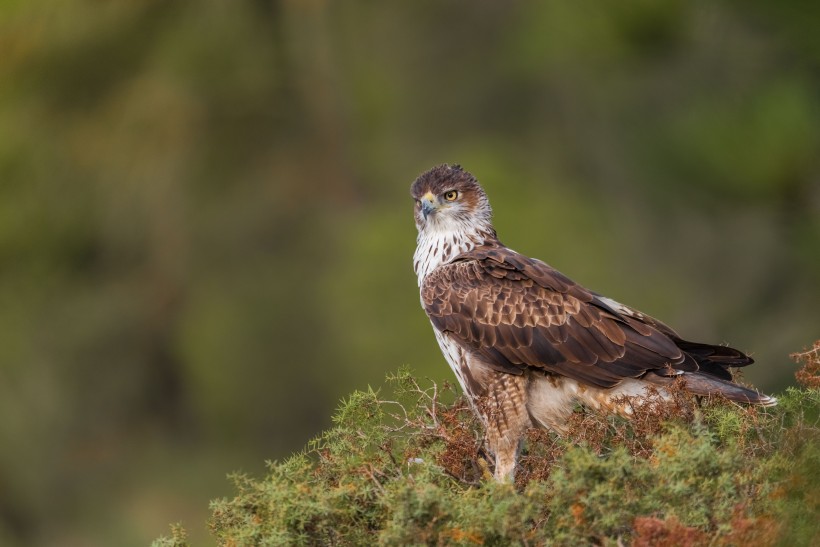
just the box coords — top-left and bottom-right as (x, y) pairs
(479, 372), (532, 482)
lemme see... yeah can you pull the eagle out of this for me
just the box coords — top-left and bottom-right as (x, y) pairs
(411, 164), (776, 481)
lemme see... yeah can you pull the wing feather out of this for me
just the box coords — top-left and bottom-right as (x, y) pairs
(422, 246), (701, 388)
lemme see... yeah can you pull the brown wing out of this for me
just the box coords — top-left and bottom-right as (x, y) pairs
(421, 245), (700, 388)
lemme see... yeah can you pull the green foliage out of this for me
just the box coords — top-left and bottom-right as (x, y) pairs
(151, 523), (189, 547)
(163, 369), (820, 546)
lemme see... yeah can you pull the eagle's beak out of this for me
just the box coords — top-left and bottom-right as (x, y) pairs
(421, 192), (437, 220)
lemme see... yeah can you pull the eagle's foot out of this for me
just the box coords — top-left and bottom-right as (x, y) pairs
(493, 451), (517, 482)
(477, 457), (494, 482)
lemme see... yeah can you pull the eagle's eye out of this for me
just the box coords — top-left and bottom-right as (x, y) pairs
(443, 190), (458, 202)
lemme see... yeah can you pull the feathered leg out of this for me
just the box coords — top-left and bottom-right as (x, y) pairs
(479, 372), (532, 482)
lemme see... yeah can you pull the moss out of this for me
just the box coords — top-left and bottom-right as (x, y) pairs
(157, 348), (820, 546)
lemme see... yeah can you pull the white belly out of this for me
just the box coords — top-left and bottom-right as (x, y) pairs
(526, 374), (670, 433)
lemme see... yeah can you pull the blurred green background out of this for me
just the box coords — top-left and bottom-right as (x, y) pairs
(1, 1), (818, 545)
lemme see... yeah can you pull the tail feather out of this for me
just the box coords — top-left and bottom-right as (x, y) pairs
(647, 371), (777, 407)
(673, 338), (754, 381)
(675, 338), (754, 366)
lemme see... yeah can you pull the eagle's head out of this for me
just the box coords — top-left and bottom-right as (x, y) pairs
(410, 164), (494, 235)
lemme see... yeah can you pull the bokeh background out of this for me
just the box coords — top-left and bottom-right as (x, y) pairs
(1, 1), (818, 545)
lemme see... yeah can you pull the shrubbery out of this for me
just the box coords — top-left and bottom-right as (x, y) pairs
(155, 343), (820, 546)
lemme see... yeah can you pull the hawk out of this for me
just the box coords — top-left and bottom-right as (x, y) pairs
(411, 164), (776, 481)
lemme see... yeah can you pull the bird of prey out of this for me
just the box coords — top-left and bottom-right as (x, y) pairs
(411, 164), (776, 481)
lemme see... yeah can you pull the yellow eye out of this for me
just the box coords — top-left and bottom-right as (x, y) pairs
(443, 190), (458, 201)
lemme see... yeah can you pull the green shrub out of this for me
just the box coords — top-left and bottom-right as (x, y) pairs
(155, 349), (820, 546)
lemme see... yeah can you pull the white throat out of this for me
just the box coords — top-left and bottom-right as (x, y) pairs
(413, 221), (492, 286)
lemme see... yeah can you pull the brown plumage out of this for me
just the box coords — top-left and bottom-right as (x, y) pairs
(411, 164), (776, 481)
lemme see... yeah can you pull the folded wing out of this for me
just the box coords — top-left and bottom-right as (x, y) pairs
(421, 246), (750, 388)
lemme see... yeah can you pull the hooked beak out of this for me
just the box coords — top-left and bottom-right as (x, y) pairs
(420, 192), (437, 220)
